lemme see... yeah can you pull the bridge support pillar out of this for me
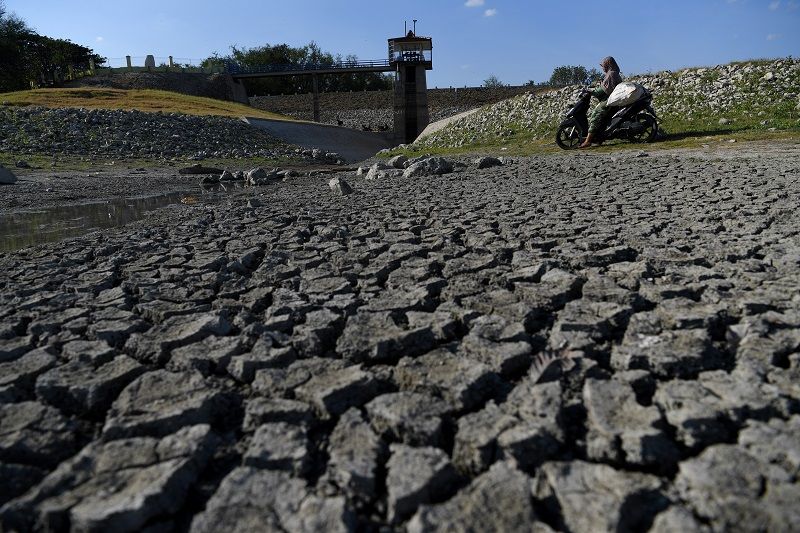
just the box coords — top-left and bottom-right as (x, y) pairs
(312, 74), (321, 122)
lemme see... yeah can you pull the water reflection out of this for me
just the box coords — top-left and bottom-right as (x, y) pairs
(0, 183), (244, 252)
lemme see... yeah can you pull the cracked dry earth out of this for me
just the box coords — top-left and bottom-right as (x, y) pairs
(1, 148), (799, 533)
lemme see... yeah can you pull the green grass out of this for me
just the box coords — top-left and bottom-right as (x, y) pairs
(0, 88), (294, 121)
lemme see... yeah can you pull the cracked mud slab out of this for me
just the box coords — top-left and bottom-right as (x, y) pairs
(1, 145), (800, 531)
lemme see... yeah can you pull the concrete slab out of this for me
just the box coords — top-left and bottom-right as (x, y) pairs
(244, 117), (394, 163)
(415, 108), (482, 143)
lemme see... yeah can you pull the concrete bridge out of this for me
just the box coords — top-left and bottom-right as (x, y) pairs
(226, 32), (434, 144)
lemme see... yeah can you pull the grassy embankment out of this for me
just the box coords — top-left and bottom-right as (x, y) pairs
(0, 88), (291, 120)
(393, 59), (800, 157)
(0, 88), (299, 170)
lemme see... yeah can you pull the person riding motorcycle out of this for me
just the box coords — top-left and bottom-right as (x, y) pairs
(579, 56), (622, 148)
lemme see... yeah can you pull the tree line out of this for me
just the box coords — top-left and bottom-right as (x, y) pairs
(0, 1), (103, 92)
(484, 65), (604, 89)
(203, 42), (393, 96)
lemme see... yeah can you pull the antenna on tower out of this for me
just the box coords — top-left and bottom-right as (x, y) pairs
(404, 21), (407, 34)
(413, 19), (417, 34)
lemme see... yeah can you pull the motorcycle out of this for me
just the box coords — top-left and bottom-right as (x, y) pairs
(555, 87), (659, 149)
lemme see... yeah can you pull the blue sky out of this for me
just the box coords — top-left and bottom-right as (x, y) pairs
(6, 0), (800, 87)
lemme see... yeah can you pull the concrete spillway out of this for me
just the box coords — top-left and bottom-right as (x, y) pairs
(244, 117), (394, 163)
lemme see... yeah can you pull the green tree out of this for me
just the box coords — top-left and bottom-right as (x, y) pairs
(482, 74), (504, 88)
(206, 42), (393, 95)
(548, 65), (602, 87)
(1, 1), (103, 92)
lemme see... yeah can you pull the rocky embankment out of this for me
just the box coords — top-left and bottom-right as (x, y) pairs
(1, 146), (799, 531)
(250, 86), (533, 130)
(0, 106), (330, 162)
(415, 58), (800, 149)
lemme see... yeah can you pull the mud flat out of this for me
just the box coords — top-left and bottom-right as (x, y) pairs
(1, 144), (799, 531)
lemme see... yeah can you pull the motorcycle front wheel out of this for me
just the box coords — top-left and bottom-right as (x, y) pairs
(629, 113), (658, 143)
(556, 119), (584, 150)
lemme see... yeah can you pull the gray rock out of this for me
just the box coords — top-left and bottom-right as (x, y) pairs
(0, 336), (33, 363)
(497, 379), (564, 469)
(388, 154), (408, 169)
(650, 506), (709, 533)
(103, 370), (224, 439)
(219, 170), (235, 181)
(0, 401), (80, 468)
(386, 444), (458, 523)
(584, 377), (679, 468)
(408, 461), (539, 533)
(453, 402), (519, 475)
(336, 311), (436, 364)
(226, 343), (296, 383)
(328, 176), (353, 195)
(1, 425), (217, 533)
(457, 335), (532, 378)
(246, 198), (262, 208)
(167, 335), (244, 375)
(294, 365), (384, 417)
(0, 348), (57, 394)
(475, 156), (503, 169)
(190, 467), (354, 533)
(611, 328), (722, 378)
(125, 312), (232, 365)
(675, 444), (797, 532)
(365, 392), (451, 446)
(60, 339), (116, 365)
(242, 398), (315, 432)
(252, 357), (347, 398)
(35, 355), (147, 417)
(246, 167), (280, 186)
(403, 157), (454, 178)
(654, 370), (787, 451)
(534, 460), (668, 533)
(326, 408), (384, 502)
(395, 348), (501, 411)
(0, 166), (17, 185)
(243, 422), (309, 475)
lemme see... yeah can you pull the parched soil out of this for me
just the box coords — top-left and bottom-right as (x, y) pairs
(1, 144), (799, 532)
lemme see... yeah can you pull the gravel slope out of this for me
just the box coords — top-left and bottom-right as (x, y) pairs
(415, 57), (800, 149)
(1, 145), (798, 531)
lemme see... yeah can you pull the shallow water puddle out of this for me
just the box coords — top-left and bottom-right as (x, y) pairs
(0, 184), (242, 252)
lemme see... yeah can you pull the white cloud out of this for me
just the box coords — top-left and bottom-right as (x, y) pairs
(461, 64), (471, 70)
(484, 8), (498, 17)
(96, 36), (104, 42)
(465, 0), (485, 7)
(769, 1), (781, 10)
(767, 33), (782, 40)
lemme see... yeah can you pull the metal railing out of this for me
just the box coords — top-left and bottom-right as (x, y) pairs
(226, 59), (392, 75)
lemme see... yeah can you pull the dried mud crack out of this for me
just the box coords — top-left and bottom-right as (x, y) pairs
(1, 146), (799, 532)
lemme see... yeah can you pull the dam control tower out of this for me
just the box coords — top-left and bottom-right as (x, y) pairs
(389, 29), (433, 144)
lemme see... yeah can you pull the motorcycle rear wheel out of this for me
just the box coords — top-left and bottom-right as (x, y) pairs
(556, 119), (584, 150)
(629, 113), (658, 143)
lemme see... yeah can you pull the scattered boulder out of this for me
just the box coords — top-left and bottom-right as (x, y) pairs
(219, 170), (235, 181)
(403, 157), (454, 178)
(328, 177), (353, 195)
(246, 167), (280, 186)
(0, 166), (17, 185)
(475, 156), (503, 169)
(388, 154), (408, 169)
